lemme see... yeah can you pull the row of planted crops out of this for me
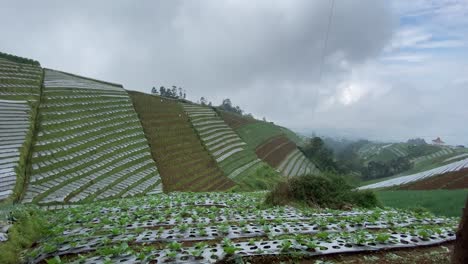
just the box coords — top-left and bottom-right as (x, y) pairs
(26, 192), (458, 263)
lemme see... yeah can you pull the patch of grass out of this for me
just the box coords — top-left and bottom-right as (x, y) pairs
(376, 189), (468, 217)
(0, 206), (47, 264)
(265, 173), (381, 209)
(236, 122), (285, 149)
(234, 164), (283, 191)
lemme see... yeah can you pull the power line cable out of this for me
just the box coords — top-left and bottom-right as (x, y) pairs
(318, 0), (335, 83)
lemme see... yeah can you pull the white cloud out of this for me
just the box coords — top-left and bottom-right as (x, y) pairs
(1, 1), (467, 145)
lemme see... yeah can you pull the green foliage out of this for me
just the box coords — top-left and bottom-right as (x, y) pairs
(300, 137), (340, 172)
(265, 172), (381, 209)
(158, 85), (185, 99)
(0, 206), (47, 264)
(375, 233), (391, 243)
(280, 240), (292, 252)
(167, 241), (182, 251)
(0, 51), (40, 66)
(218, 98), (243, 115)
(363, 157), (413, 180)
(45, 256), (63, 264)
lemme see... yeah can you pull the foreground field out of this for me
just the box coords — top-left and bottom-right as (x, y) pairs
(15, 192), (459, 264)
(376, 189), (468, 217)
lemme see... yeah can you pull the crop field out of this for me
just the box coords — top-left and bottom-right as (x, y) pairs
(0, 56), (43, 202)
(377, 189), (468, 217)
(130, 92), (235, 192)
(21, 192), (459, 263)
(182, 103), (276, 187)
(22, 70), (162, 205)
(359, 157), (468, 190)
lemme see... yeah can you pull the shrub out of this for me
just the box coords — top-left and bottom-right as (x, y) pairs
(265, 173), (380, 209)
(0, 205), (47, 264)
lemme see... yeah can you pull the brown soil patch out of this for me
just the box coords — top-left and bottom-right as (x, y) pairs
(401, 168), (468, 190)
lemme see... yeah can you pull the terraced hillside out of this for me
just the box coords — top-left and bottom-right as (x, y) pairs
(358, 143), (409, 162)
(218, 112), (318, 177)
(129, 92), (235, 192)
(0, 55), (42, 202)
(22, 70), (162, 205)
(359, 157), (468, 190)
(181, 103), (282, 189)
(357, 142), (467, 165)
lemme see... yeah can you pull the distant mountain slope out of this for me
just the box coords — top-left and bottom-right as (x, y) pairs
(23, 70), (162, 205)
(357, 142), (466, 165)
(0, 56), (42, 203)
(129, 92), (236, 192)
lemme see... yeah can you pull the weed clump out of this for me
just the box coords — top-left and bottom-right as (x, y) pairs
(0, 205), (47, 264)
(265, 173), (380, 209)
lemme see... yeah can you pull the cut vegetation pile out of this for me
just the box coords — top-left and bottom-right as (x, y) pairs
(0, 56), (43, 203)
(23, 70), (162, 205)
(129, 92), (235, 192)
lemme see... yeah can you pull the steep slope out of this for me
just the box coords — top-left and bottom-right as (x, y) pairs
(0, 55), (42, 202)
(23, 69), (161, 205)
(181, 103), (281, 189)
(129, 92), (236, 192)
(219, 111), (318, 177)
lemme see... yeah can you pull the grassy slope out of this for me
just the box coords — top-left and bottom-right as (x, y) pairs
(218, 110), (303, 146)
(129, 92), (235, 192)
(376, 189), (468, 217)
(236, 122), (287, 150)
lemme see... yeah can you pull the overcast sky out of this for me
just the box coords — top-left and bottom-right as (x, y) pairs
(1, 0), (467, 145)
